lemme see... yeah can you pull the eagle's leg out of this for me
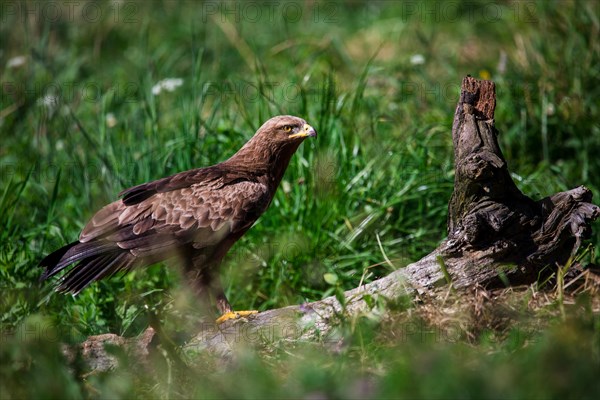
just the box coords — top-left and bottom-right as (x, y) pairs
(214, 281), (233, 315)
(215, 310), (259, 324)
(186, 253), (257, 324)
(213, 275), (258, 324)
(185, 265), (215, 311)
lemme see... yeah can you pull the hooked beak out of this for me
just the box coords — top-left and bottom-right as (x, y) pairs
(289, 124), (317, 139)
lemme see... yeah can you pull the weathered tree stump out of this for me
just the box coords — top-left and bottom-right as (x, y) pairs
(445, 77), (598, 286)
(71, 76), (599, 369)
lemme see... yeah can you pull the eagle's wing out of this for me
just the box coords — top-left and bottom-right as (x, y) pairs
(81, 179), (270, 252)
(118, 166), (224, 205)
(40, 176), (270, 294)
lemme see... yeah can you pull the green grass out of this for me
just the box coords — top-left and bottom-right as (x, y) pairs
(1, 0), (599, 398)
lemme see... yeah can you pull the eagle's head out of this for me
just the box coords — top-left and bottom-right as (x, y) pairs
(232, 115), (316, 164)
(256, 115), (317, 144)
(229, 115), (316, 180)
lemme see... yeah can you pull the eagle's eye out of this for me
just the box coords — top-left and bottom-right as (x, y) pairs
(282, 125), (293, 133)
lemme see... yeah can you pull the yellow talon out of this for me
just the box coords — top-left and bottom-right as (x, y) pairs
(216, 310), (259, 324)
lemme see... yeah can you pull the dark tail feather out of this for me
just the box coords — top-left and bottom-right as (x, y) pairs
(39, 241), (79, 280)
(57, 251), (135, 295)
(56, 254), (113, 294)
(39, 239), (137, 295)
(39, 241), (116, 280)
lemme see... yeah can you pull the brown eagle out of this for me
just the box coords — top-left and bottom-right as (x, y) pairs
(40, 115), (316, 323)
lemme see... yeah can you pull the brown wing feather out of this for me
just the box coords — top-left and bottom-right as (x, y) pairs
(118, 164), (252, 206)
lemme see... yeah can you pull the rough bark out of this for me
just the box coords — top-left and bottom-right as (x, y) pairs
(69, 76), (599, 370)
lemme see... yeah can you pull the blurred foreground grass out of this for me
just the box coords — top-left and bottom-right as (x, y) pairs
(1, 1), (599, 398)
